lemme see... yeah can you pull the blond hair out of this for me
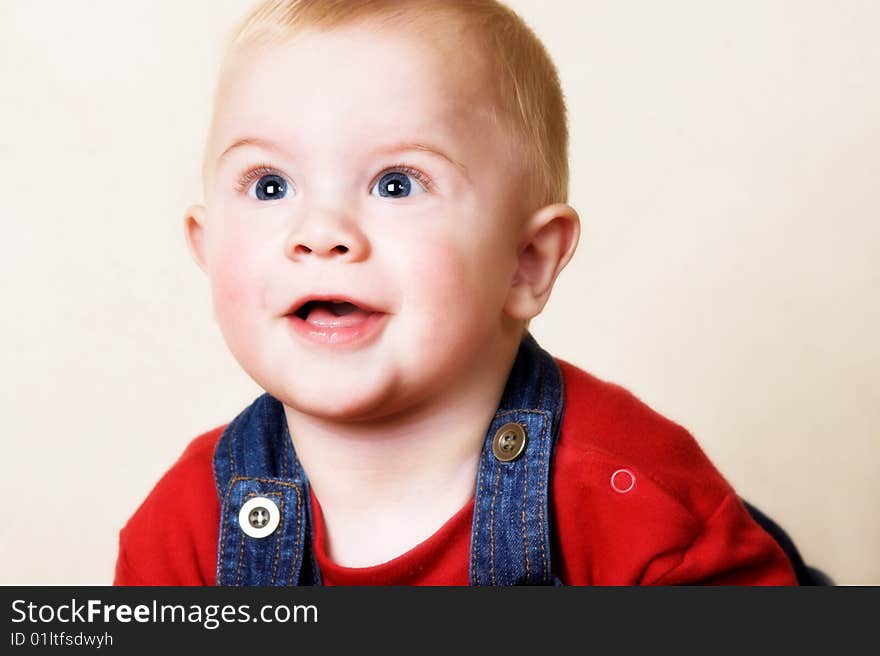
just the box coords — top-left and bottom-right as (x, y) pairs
(208, 0), (569, 209)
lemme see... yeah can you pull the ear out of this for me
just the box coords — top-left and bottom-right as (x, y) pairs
(504, 203), (580, 321)
(183, 204), (208, 272)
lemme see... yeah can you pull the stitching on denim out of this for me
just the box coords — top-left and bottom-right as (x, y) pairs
(288, 483), (303, 585)
(231, 475), (303, 489)
(230, 472), (307, 583)
(235, 529), (246, 585)
(241, 491), (284, 585)
(260, 399), (271, 477)
(227, 481), (303, 585)
(305, 496), (319, 585)
(271, 494), (284, 585)
(213, 455), (225, 584)
(534, 354), (550, 584)
(216, 475), (240, 585)
(489, 464), (501, 585)
(212, 427), (224, 501)
(521, 428), (531, 583)
(251, 491), (283, 585)
(237, 490), (264, 585)
(216, 509), (227, 585)
(470, 440), (490, 584)
(537, 412), (549, 583)
(228, 420), (236, 482)
(481, 410), (544, 585)
(308, 486), (321, 585)
(226, 475), (305, 584)
(237, 487), (276, 584)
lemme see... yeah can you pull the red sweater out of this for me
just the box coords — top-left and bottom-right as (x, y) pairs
(114, 359), (797, 586)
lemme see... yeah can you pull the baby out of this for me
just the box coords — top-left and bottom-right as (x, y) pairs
(114, 0), (797, 585)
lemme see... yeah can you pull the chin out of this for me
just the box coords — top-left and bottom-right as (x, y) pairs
(271, 377), (403, 423)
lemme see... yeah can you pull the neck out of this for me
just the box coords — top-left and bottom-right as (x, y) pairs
(283, 334), (521, 566)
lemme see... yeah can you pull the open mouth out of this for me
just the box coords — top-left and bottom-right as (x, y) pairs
(286, 297), (387, 345)
(293, 300), (363, 321)
(288, 297), (385, 329)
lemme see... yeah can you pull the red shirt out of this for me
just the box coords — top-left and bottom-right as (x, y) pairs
(114, 359), (797, 586)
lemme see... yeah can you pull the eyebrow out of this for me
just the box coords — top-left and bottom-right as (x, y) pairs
(216, 136), (470, 179)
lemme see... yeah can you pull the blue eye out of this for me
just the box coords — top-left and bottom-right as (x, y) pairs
(237, 166), (291, 201)
(371, 170), (427, 198)
(251, 173), (288, 201)
(237, 166), (428, 200)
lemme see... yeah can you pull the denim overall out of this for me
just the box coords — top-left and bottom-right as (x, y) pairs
(213, 332), (565, 586)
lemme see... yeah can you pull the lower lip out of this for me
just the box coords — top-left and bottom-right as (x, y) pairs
(286, 312), (388, 347)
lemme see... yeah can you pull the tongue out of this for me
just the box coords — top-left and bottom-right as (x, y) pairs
(305, 305), (374, 327)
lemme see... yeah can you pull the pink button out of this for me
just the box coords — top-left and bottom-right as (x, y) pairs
(611, 468), (635, 493)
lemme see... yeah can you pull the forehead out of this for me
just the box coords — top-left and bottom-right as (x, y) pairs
(209, 22), (501, 161)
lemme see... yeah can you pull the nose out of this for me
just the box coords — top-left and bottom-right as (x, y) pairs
(284, 209), (370, 262)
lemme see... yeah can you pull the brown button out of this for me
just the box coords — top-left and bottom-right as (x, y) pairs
(492, 422), (527, 462)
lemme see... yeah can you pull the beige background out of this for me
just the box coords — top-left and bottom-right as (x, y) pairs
(1, 0), (876, 585)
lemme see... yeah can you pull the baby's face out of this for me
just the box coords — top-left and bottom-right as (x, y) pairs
(191, 22), (531, 421)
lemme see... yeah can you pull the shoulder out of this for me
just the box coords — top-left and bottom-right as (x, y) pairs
(554, 357), (730, 516)
(551, 357), (796, 585)
(114, 425), (226, 586)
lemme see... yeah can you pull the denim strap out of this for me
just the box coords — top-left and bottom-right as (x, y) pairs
(469, 333), (565, 585)
(213, 332), (563, 586)
(213, 395), (320, 586)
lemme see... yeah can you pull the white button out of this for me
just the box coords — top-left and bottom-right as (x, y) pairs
(611, 468), (635, 494)
(239, 496), (281, 538)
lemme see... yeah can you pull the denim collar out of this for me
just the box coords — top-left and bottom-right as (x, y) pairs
(213, 331), (564, 586)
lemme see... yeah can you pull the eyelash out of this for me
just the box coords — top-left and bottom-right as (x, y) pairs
(233, 162), (434, 194)
(234, 163), (280, 193)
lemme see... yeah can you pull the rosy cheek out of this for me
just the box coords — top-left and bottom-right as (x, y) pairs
(401, 239), (479, 324)
(209, 247), (259, 326)
(212, 271), (245, 316)
(407, 238), (462, 286)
